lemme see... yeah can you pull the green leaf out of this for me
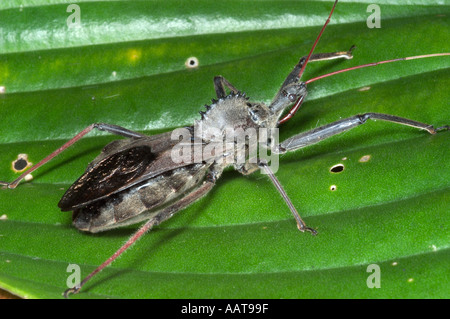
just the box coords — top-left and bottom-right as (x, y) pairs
(0, 0), (448, 299)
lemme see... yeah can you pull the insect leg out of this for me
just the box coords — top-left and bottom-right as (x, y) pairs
(275, 113), (447, 154)
(64, 174), (217, 298)
(94, 123), (147, 139)
(259, 161), (316, 235)
(0, 123), (146, 189)
(306, 46), (356, 63)
(213, 75), (240, 98)
(270, 46), (355, 116)
(280, 46), (355, 96)
(215, 46), (354, 102)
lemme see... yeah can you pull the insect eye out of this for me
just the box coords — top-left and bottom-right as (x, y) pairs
(288, 94), (297, 102)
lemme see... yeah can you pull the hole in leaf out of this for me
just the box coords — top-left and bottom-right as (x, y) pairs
(12, 154), (32, 173)
(13, 158), (28, 171)
(185, 57), (199, 68)
(330, 164), (344, 173)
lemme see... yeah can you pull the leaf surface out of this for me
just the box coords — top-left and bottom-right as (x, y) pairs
(0, 0), (448, 299)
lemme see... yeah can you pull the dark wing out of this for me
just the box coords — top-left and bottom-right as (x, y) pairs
(58, 145), (155, 211)
(58, 130), (197, 211)
(58, 127), (214, 211)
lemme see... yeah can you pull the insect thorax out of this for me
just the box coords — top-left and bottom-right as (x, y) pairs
(194, 92), (276, 142)
(190, 92), (277, 173)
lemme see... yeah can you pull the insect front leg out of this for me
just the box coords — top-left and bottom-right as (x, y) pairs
(0, 123), (146, 189)
(275, 113), (447, 154)
(285, 46), (356, 88)
(258, 160), (316, 235)
(270, 46), (355, 115)
(213, 75), (240, 98)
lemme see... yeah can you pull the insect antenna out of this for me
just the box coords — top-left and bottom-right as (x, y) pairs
(278, 0), (338, 125)
(305, 52), (450, 85)
(297, 0), (339, 80)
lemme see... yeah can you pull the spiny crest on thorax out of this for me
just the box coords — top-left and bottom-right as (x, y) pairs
(193, 91), (275, 142)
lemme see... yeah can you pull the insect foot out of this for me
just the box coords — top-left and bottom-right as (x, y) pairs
(297, 223), (318, 236)
(435, 125), (449, 133)
(0, 181), (14, 189)
(63, 286), (80, 299)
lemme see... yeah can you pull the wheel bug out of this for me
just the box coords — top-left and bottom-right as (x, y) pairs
(0, 0), (448, 298)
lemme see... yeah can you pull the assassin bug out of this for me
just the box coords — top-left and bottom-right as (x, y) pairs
(0, 0), (448, 297)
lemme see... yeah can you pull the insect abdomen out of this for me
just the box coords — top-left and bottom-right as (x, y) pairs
(72, 163), (209, 232)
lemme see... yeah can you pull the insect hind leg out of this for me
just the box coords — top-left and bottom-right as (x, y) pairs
(64, 173), (217, 297)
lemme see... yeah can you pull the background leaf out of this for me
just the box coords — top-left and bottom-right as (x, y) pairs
(0, 0), (448, 299)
